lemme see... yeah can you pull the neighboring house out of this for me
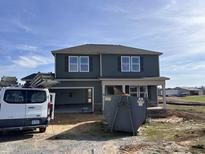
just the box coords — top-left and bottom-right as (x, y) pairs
(175, 87), (204, 96)
(0, 76), (18, 87)
(22, 44), (169, 112)
(159, 87), (204, 96)
(22, 72), (55, 88)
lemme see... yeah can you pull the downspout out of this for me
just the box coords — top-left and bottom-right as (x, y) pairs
(54, 54), (56, 79)
(100, 53), (102, 77)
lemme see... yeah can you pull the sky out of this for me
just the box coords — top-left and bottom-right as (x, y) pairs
(0, 0), (205, 88)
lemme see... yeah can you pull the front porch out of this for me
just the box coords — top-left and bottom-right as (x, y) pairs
(100, 77), (169, 111)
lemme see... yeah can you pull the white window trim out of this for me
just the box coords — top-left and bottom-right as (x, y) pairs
(129, 85), (148, 98)
(79, 56), (89, 72)
(121, 56), (130, 72)
(69, 56), (78, 72)
(131, 56), (140, 72)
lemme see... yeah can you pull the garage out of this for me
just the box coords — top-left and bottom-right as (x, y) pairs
(50, 87), (94, 113)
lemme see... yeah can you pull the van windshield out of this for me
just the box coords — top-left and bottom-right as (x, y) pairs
(4, 90), (46, 104)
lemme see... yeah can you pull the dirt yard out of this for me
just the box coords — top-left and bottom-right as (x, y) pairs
(0, 110), (205, 154)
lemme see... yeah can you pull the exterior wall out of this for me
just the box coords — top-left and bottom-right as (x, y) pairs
(148, 86), (158, 107)
(102, 54), (159, 78)
(55, 53), (160, 79)
(55, 54), (100, 79)
(50, 89), (88, 105)
(50, 81), (102, 112)
(165, 90), (180, 96)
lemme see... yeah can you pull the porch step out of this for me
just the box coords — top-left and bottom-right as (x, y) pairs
(147, 107), (167, 118)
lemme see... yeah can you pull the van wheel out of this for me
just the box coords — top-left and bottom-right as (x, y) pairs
(39, 127), (46, 133)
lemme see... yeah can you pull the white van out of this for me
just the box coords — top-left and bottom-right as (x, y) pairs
(0, 87), (54, 133)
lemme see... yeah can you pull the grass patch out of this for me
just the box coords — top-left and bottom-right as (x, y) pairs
(140, 121), (205, 142)
(175, 96), (205, 103)
(159, 104), (205, 114)
(140, 122), (183, 141)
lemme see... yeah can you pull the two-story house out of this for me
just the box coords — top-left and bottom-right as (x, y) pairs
(22, 44), (169, 113)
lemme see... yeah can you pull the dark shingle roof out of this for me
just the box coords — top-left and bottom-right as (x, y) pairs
(21, 73), (37, 81)
(51, 44), (162, 55)
(21, 72), (54, 81)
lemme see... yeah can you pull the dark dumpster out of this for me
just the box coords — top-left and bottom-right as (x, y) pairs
(103, 95), (147, 135)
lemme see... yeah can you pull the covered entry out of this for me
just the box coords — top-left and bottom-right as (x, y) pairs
(101, 77), (169, 111)
(50, 87), (94, 113)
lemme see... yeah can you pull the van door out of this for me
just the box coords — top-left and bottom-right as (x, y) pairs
(0, 89), (26, 128)
(49, 93), (56, 119)
(25, 90), (48, 121)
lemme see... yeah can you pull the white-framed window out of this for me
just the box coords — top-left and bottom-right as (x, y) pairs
(139, 86), (148, 98)
(68, 56), (90, 72)
(121, 56), (140, 72)
(121, 56), (130, 72)
(129, 86), (148, 98)
(69, 56), (78, 72)
(131, 56), (140, 72)
(79, 56), (89, 72)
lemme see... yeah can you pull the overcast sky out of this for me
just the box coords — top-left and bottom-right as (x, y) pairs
(0, 0), (205, 87)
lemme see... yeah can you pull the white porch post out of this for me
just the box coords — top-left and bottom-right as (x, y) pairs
(102, 84), (105, 111)
(122, 85), (125, 93)
(162, 83), (167, 109)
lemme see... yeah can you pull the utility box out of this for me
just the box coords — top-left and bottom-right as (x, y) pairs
(103, 95), (147, 135)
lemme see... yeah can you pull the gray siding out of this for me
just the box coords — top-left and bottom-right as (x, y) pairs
(51, 81), (102, 112)
(102, 54), (159, 78)
(55, 54), (100, 79)
(55, 54), (159, 79)
(51, 89), (88, 105)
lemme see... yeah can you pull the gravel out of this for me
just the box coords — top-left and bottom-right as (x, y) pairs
(0, 113), (199, 154)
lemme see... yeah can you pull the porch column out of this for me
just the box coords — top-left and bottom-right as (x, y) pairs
(102, 85), (105, 111)
(162, 83), (167, 109)
(122, 85), (126, 93)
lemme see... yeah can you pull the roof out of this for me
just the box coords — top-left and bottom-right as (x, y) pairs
(51, 44), (162, 55)
(21, 73), (37, 81)
(178, 87), (202, 91)
(21, 72), (54, 81)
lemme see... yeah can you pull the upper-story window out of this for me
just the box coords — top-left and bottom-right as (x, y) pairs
(69, 56), (78, 72)
(131, 56), (140, 72)
(68, 56), (89, 72)
(121, 56), (140, 72)
(121, 56), (130, 72)
(79, 56), (89, 72)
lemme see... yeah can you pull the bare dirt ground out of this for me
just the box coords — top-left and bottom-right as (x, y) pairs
(0, 111), (205, 154)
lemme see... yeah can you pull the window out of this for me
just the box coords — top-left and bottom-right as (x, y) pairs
(80, 56), (89, 72)
(129, 86), (138, 97)
(131, 56), (140, 72)
(121, 56), (130, 72)
(4, 90), (46, 104)
(68, 56), (89, 72)
(129, 86), (148, 98)
(4, 90), (25, 103)
(69, 56), (78, 72)
(139, 86), (148, 98)
(28, 90), (46, 103)
(121, 56), (140, 72)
